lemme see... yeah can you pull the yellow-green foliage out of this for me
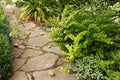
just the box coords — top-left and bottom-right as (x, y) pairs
(50, 6), (120, 61)
(49, 5), (120, 79)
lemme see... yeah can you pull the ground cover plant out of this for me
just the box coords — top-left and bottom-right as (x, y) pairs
(49, 1), (120, 80)
(68, 57), (104, 80)
(0, 5), (12, 80)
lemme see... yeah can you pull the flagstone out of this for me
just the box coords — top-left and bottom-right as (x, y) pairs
(12, 48), (24, 58)
(21, 49), (43, 58)
(25, 35), (51, 47)
(20, 53), (58, 72)
(9, 71), (27, 80)
(43, 45), (63, 56)
(13, 59), (26, 71)
(33, 67), (77, 80)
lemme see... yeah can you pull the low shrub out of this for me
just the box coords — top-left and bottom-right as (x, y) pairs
(49, 5), (120, 61)
(49, 3), (120, 80)
(0, 5), (12, 80)
(0, 34), (12, 80)
(0, 6), (11, 36)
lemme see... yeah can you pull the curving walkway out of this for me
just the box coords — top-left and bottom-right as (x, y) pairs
(4, 7), (77, 80)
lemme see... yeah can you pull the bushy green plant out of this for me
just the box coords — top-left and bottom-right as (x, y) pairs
(96, 50), (120, 80)
(0, 5), (11, 36)
(49, 3), (120, 79)
(0, 34), (12, 80)
(69, 57), (104, 80)
(57, 0), (117, 8)
(14, 0), (119, 24)
(50, 5), (120, 61)
(19, 0), (61, 22)
(0, 5), (12, 80)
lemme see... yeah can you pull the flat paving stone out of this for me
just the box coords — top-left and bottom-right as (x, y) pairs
(13, 59), (26, 71)
(18, 22), (36, 32)
(29, 27), (46, 37)
(25, 35), (51, 47)
(43, 45), (63, 56)
(20, 53), (58, 72)
(9, 71), (28, 80)
(18, 31), (28, 40)
(9, 14), (17, 20)
(12, 48), (24, 58)
(21, 49), (43, 58)
(8, 15), (18, 26)
(23, 22), (36, 30)
(33, 67), (77, 80)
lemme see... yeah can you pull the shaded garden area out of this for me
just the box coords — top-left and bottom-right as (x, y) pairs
(0, 0), (120, 80)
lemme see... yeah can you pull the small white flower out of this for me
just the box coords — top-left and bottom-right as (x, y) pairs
(12, 0), (17, 3)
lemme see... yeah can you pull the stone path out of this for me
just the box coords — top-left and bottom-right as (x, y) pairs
(3, 6), (77, 80)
